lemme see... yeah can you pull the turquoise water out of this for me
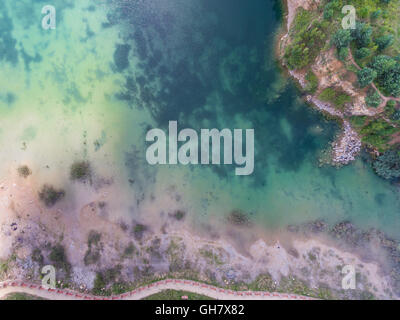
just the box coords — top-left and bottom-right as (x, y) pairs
(1, 0), (400, 238)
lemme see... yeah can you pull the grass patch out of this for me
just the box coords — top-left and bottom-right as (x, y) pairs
(319, 87), (352, 110)
(360, 119), (397, 152)
(305, 70), (319, 93)
(3, 293), (46, 300)
(144, 290), (213, 300)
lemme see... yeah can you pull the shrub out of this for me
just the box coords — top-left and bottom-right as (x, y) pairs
(375, 34), (394, 51)
(370, 55), (400, 97)
(373, 149), (400, 180)
(227, 210), (250, 226)
(355, 47), (370, 60)
(70, 161), (91, 182)
(360, 119), (396, 152)
(17, 165), (31, 178)
(332, 29), (352, 49)
(38, 184), (65, 207)
(133, 224), (147, 240)
(365, 90), (382, 107)
(284, 9), (327, 69)
(352, 22), (372, 48)
(319, 87), (351, 109)
(305, 71), (319, 93)
(357, 67), (377, 87)
(49, 245), (71, 273)
(338, 47), (349, 61)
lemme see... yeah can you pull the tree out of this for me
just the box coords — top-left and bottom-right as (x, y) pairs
(338, 47), (349, 61)
(365, 90), (382, 107)
(357, 67), (377, 87)
(356, 47), (370, 59)
(373, 149), (400, 180)
(375, 34), (394, 51)
(332, 29), (352, 49)
(352, 22), (372, 48)
(371, 9), (382, 20)
(370, 55), (400, 97)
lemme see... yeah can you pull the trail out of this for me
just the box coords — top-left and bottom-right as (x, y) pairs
(0, 279), (315, 300)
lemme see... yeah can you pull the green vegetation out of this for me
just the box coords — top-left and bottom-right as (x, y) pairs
(84, 231), (102, 265)
(226, 210), (250, 226)
(284, 8), (328, 69)
(305, 71), (319, 93)
(70, 160), (91, 182)
(144, 290), (213, 300)
(373, 148), (400, 179)
(3, 293), (46, 300)
(199, 249), (223, 265)
(385, 100), (400, 120)
(32, 248), (44, 265)
(92, 266), (122, 296)
(365, 89), (382, 107)
(332, 29), (353, 49)
(360, 119), (396, 152)
(285, 0), (400, 166)
(319, 87), (352, 110)
(357, 67), (377, 87)
(123, 242), (137, 258)
(355, 47), (371, 60)
(49, 244), (71, 274)
(376, 34), (394, 51)
(38, 184), (65, 207)
(172, 210), (186, 221)
(370, 55), (400, 97)
(17, 165), (31, 178)
(133, 223), (147, 240)
(349, 116), (368, 129)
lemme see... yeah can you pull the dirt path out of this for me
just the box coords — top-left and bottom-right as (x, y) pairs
(0, 279), (315, 300)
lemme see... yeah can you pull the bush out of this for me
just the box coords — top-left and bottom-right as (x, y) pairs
(38, 184), (65, 207)
(355, 47), (370, 60)
(227, 210), (250, 226)
(284, 9), (327, 69)
(49, 245), (71, 273)
(357, 67), (377, 87)
(370, 9), (382, 20)
(360, 119), (396, 152)
(319, 87), (351, 109)
(332, 29), (352, 49)
(133, 224), (147, 240)
(370, 55), (400, 97)
(305, 71), (318, 93)
(373, 149), (400, 180)
(70, 161), (91, 182)
(365, 90), (382, 107)
(17, 165), (31, 178)
(338, 47), (349, 61)
(375, 34), (394, 51)
(352, 22), (372, 48)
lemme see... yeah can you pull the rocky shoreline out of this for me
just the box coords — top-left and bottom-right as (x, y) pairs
(279, 0), (362, 166)
(289, 219), (400, 297)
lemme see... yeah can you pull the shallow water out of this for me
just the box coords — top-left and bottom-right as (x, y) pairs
(1, 0), (400, 239)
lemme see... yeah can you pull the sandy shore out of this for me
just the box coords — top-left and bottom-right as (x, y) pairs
(0, 170), (399, 299)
